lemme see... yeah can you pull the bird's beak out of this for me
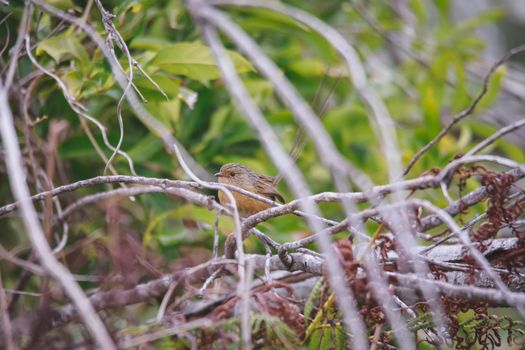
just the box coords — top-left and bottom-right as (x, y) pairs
(214, 172), (223, 177)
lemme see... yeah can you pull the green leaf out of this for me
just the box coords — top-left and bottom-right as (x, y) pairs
(130, 36), (172, 51)
(457, 125), (472, 150)
(307, 329), (323, 350)
(288, 59), (326, 77)
(37, 32), (89, 64)
(126, 135), (164, 163)
(448, 53), (469, 112)
(61, 71), (84, 99)
(133, 74), (181, 97)
(151, 42), (254, 80)
(178, 205), (233, 233)
(144, 98), (181, 131)
(244, 78), (274, 103)
(193, 106), (230, 154)
(430, 53), (449, 84)
(304, 278), (324, 326)
(44, 0), (76, 10)
(497, 139), (525, 163)
(236, 7), (310, 33)
(478, 66), (505, 109)
(335, 325), (346, 350)
(421, 84), (441, 134)
(319, 327), (333, 350)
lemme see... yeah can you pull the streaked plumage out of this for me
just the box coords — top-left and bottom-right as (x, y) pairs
(215, 163), (284, 217)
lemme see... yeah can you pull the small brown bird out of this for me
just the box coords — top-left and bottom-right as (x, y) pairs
(215, 163), (285, 217)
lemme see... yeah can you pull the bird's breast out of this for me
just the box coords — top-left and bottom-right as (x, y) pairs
(218, 188), (272, 217)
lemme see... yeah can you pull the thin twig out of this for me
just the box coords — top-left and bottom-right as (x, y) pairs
(93, 0), (135, 176)
(0, 270), (15, 350)
(3, 3), (32, 90)
(466, 117), (525, 156)
(403, 44), (525, 176)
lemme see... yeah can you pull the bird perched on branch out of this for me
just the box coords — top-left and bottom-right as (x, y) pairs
(214, 74), (340, 217)
(215, 163), (284, 217)
(215, 74), (339, 259)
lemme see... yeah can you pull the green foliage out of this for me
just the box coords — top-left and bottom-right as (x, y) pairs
(0, 0), (521, 348)
(37, 32), (89, 63)
(151, 42), (254, 80)
(304, 289), (346, 348)
(304, 277), (325, 327)
(2, 0), (507, 278)
(203, 313), (302, 349)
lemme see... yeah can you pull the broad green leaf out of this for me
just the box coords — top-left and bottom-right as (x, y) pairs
(133, 74), (181, 98)
(61, 71), (83, 99)
(455, 36), (485, 54)
(288, 59), (326, 77)
(37, 32), (89, 64)
(60, 136), (103, 160)
(151, 42), (254, 80)
(130, 37), (172, 51)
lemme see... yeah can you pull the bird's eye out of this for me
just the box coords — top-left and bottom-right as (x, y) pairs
(229, 172), (235, 177)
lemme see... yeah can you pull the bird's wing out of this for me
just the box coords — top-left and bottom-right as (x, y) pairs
(265, 191), (285, 203)
(255, 175), (285, 203)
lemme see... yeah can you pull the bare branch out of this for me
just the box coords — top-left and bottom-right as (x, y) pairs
(0, 175), (198, 217)
(0, 77), (115, 350)
(10, 238), (525, 340)
(59, 185), (224, 222)
(195, 15), (371, 349)
(466, 117), (525, 156)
